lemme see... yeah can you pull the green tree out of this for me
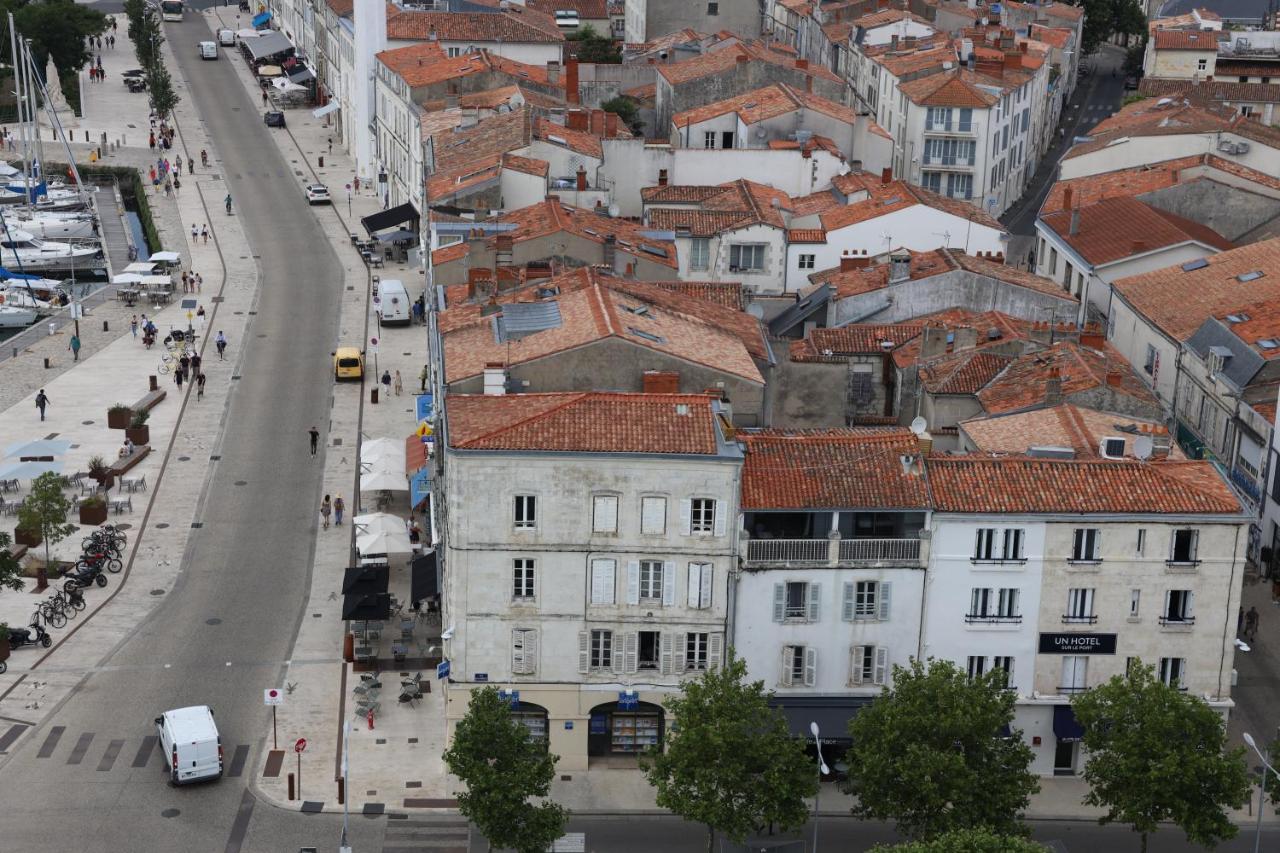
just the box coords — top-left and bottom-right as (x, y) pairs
(15, 471), (76, 588)
(1072, 661), (1250, 853)
(601, 96), (643, 134)
(871, 827), (1049, 853)
(147, 59), (179, 120)
(443, 686), (567, 853)
(0, 530), (25, 593)
(566, 23), (621, 63)
(640, 651), (817, 852)
(841, 658), (1038, 841)
(1123, 40), (1146, 77)
(14, 0), (106, 77)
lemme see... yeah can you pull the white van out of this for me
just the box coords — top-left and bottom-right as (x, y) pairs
(155, 705), (223, 785)
(217, 28), (235, 46)
(198, 41), (218, 60)
(378, 279), (412, 326)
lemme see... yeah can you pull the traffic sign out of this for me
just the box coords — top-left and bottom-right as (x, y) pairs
(264, 688), (283, 706)
(436, 659), (451, 680)
(294, 738), (307, 754)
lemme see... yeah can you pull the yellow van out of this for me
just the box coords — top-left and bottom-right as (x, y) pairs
(333, 347), (364, 381)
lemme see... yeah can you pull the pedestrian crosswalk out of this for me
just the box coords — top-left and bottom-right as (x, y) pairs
(380, 816), (470, 853)
(0, 722), (252, 777)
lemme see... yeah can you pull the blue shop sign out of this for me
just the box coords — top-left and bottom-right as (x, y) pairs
(436, 659), (451, 680)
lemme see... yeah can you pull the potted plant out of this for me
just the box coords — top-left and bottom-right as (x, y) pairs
(13, 526), (42, 547)
(78, 495), (108, 526)
(125, 410), (150, 446)
(107, 403), (133, 430)
(88, 455), (114, 492)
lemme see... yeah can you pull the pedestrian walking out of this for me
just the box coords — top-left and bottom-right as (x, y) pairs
(149, 132), (155, 150)
(109, 34), (115, 49)
(179, 352), (190, 380)
(328, 137), (333, 154)
(173, 174), (180, 194)
(201, 224), (208, 244)
(68, 334), (81, 361)
(394, 369), (403, 396)
(191, 223), (198, 242)
(419, 364), (428, 392)
(195, 273), (203, 292)
(191, 352), (202, 375)
(176, 154), (183, 172)
(320, 495), (332, 530)
(130, 315), (138, 338)
(215, 330), (227, 359)
(175, 367), (184, 391)
(309, 426), (319, 456)
(181, 271), (190, 293)
(1247, 606), (1260, 642)
(381, 370), (391, 398)
(333, 494), (345, 526)
(35, 388), (48, 421)
(262, 89), (268, 108)
(1238, 606), (1245, 635)
(196, 372), (206, 400)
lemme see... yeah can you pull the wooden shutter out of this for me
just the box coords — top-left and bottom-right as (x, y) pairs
(591, 559), (615, 604)
(679, 499), (692, 535)
(698, 565), (712, 609)
(781, 646), (794, 686)
(842, 582), (854, 621)
(803, 647), (817, 687)
(850, 646), (865, 685)
(1164, 589), (1171, 621)
(713, 499), (727, 537)
(662, 561), (676, 606)
(806, 582), (821, 622)
(593, 495), (618, 533)
(773, 583), (785, 622)
(873, 646), (888, 685)
(879, 581), (892, 621)
(611, 632), (623, 674)
(641, 496), (665, 534)
(626, 560), (641, 605)
(578, 631), (589, 673)
(523, 629), (537, 675)
(1186, 591), (1195, 620)
(708, 633), (723, 670)
(624, 632), (638, 673)
(687, 563), (702, 608)
(512, 629), (525, 675)
(660, 633), (673, 675)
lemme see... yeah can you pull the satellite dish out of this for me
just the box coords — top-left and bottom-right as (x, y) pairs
(607, 204), (620, 218)
(910, 416), (928, 436)
(746, 303), (764, 319)
(509, 92), (525, 109)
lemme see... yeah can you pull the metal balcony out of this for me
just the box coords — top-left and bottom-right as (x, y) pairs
(743, 537), (923, 568)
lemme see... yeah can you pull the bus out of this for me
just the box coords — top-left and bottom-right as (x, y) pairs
(159, 0), (184, 21)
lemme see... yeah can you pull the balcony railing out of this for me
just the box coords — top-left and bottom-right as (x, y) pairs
(925, 121), (975, 133)
(743, 537), (923, 567)
(921, 156), (974, 167)
(1158, 615), (1196, 627)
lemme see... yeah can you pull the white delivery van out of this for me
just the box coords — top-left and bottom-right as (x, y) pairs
(198, 41), (218, 60)
(378, 279), (412, 326)
(217, 28), (235, 46)
(155, 705), (223, 785)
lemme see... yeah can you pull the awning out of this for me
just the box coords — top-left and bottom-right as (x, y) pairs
(4, 439), (70, 457)
(342, 564), (389, 596)
(341, 592), (390, 621)
(405, 434), (428, 473)
(767, 696), (871, 742)
(252, 10), (272, 26)
(1053, 704), (1084, 743)
(123, 262), (157, 274)
(288, 65), (315, 84)
(411, 551), (438, 602)
(410, 469), (431, 512)
(312, 101), (340, 118)
(361, 202), (419, 236)
(375, 228), (417, 243)
(149, 250), (180, 263)
(245, 31), (293, 62)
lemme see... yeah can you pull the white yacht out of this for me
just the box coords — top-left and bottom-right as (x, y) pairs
(0, 303), (37, 328)
(2, 209), (95, 239)
(0, 228), (101, 272)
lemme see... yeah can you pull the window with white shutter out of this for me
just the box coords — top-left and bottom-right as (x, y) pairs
(803, 647), (817, 687)
(512, 628), (537, 675)
(708, 633), (723, 670)
(641, 496), (667, 535)
(627, 560), (641, 605)
(850, 645), (873, 685)
(578, 631), (590, 673)
(638, 560), (663, 601)
(686, 632), (709, 671)
(659, 633), (673, 675)
(679, 499), (693, 535)
(878, 581), (892, 620)
(806, 582), (821, 622)
(713, 500), (727, 537)
(782, 645), (805, 686)
(590, 629), (614, 670)
(590, 559), (616, 605)
(662, 561), (676, 606)
(873, 647), (888, 685)
(690, 498), (715, 534)
(592, 495), (619, 534)
(687, 563), (713, 609)
(625, 632), (640, 672)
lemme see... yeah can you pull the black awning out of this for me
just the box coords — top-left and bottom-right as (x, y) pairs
(767, 696), (871, 742)
(288, 66), (316, 84)
(411, 551), (438, 603)
(1053, 704), (1084, 743)
(341, 592), (391, 621)
(361, 202), (419, 236)
(342, 564), (389, 596)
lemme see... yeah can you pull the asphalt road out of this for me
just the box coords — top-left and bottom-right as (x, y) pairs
(0, 10), (376, 853)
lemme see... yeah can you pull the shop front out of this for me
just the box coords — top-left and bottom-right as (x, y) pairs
(588, 694), (665, 761)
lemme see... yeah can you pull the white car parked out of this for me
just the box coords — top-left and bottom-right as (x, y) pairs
(305, 184), (331, 205)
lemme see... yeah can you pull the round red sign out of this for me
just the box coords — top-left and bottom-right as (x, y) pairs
(294, 738), (307, 753)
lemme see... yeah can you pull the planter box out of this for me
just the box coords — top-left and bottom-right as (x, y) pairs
(79, 502), (108, 526)
(107, 408), (133, 429)
(90, 472), (115, 492)
(125, 425), (150, 445)
(13, 527), (41, 547)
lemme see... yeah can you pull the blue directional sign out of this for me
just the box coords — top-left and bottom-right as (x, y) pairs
(436, 659), (451, 680)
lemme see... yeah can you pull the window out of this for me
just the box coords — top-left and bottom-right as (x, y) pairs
(641, 496), (667, 534)
(959, 108), (973, 130)
(590, 629), (613, 669)
(690, 498), (716, 534)
(512, 558), (535, 599)
(1136, 529), (1147, 556)
(926, 106), (953, 130)
(974, 528), (1024, 562)
(688, 238), (709, 271)
(687, 562), (713, 609)
(1159, 656), (1186, 688)
(974, 528), (998, 560)
(782, 644), (816, 686)
(1002, 529), (1025, 560)
(639, 560), (664, 601)
(1071, 528), (1101, 562)
(446, 46), (462, 57)
(637, 631), (660, 670)
(1197, 58), (1208, 71)
(1061, 655), (1088, 692)
(775, 580), (819, 622)
(967, 587), (1020, 622)
(1162, 589), (1194, 625)
(513, 494), (536, 530)
(850, 645), (887, 685)
(686, 632), (709, 670)
(843, 580), (889, 620)
(922, 171), (943, 193)
(947, 173), (973, 200)
(728, 244), (765, 272)
(967, 655), (988, 678)
(1130, 588), (1141, 618)
(991, 656), (1014, 688)
(1169, 529), (1200, 565)
(511, 628), (537, 675)
(1064, 588), (1096, 623)
(592, 494), (618, 534)
(703, 130), (717, 149)
(798, 253), (815, 269)
(1143, 344), (1159, 377)
(590, 558), (616, 604)
(706, 1), (718, 14)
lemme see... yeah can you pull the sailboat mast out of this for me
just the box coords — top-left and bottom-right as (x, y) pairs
(9, 16), (29, 209)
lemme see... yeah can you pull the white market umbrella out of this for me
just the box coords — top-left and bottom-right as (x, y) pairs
(237, 28), (261, 37)
(4, 438), (70, 458)
(356, 527), (412, 556)
(361, 438), (405, 468)
(352, 512), (406, 538)
(111, 272), (144, 285)
(149, 251), (181, 263)
(272, 78), (305, 92)
(123, 262), (157, 274)
(360, 469), (409, 492)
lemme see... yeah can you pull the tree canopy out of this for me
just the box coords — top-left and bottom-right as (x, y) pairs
(0, 0), (106, 73)
(842, 658), (1038, 841)
(567, 24), (621, 63)
(1076, 0), (1145, 55)
(0, 530), (24, 594)
(16, 471), (75, 587)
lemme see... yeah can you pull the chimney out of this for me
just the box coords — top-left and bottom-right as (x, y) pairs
(1061, 186), (1073, 212)
(605, 111), (619, 138)
(881, 167), (893, 185)
(889, 251), (911, 282)
(891, 34), (899, 49)
(643, 370), (680, 393)
(1003, 51), (1021, 71)
(483, 363), (508, 396)
(805, 74), (812, 94)
(546, 60), (560, 84)
(840, 249), (871, 270)
(916, 431), (934, 455)
(1079, 324), (1105, 349)
(1151, 425), (1172, 459)
(1131, 240), (1147, 254)
(658, 169), (668, 186)
(1069, 207), (1080, 236)
(590, 109), (605, 136)
(495, 234), (514, 268)
(603, 234), (617, 269)
(565, 57), (580, 104)
(967, 53), (976, 71)
(921, 325), (949, 359)
(1105, 370), (1124, 387)
(953, 326), (978, 351)
(736, 53), (750, 63)
(796, 58), (809, 69)
(576, 165), (587, 191)
(1045, 367), (1063, 405)
(567, 108), (588, 131)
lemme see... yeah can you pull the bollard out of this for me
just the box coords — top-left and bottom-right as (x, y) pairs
(371, 388), (378, 404)
(343, 632), (354, 662)
(85, 130), (89, 142)
(149, 375), (159, 391)
(43, 357), (50, 369)
(47, 321), (55, 336)
(103, 320), (109, 332)
(337, 777), (345, 805)
(319, 155), (324, 167)
(288, 772), (295, 801)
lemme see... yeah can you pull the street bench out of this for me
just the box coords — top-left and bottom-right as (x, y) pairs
(109, 445), (151, 478)
(131, 389), (166, 414)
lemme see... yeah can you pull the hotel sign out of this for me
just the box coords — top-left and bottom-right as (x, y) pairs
(1038, 633), (1117, 654)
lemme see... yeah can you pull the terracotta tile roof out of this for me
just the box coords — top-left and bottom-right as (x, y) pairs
(790, 190), (840, 217)
(922, 350), (1014, 394)
(872, 44), (955, 77)
(657, 39), (843, 86)
(1010, 0), (1083, 22)
(819, 180), (1003, 233)
(1152, 29), (1218, 49)
(951, 252), (1071, 298)
(1065, 97), (1280, 160)
(891, 309), (1034, 369)
(533, 116), (604, 160)
(427, 156), (503, 200)
(1213, 301), (1280, 358)
(527, 0), (608, 19)
(976, 341), (1161, 415)
(740, 429), (931, 510)
(493, 199), (678, 267)
(431, 241), (470, 265)
(927, 457), (1240, 515)
(499, 153), (547, 177)
(1040, 196), (1232, 266)
(377, 45), (560, 89)
(623, 83), (656, 100)
(1138, 77), (1280, 104)
(648, 209), (757, 237)
(810, 249), (955, 297)
(788, 228), (827, 243)
(326, 0), (353, 16)
(900, 70), (999, 107)
(1112, 237), (1280, 342)
(646, 179), (793, 234)
(823, 21), (853, 43)
(793, 325), (924, 361)
(671, 82), (859, 128)
(852, 8), (931, 28)
(420, 84), (563, 113)
(440, 276), (763, 383)
(640, 280), (745, 310)
(1214, 58), (1280, 77)
(1029, 23), (1072, 48)
(447, 392), (722, 454)
(641, 185), (728, 203)
(386, 6), (565, 43)
(960, 404), (1186, 459)
(1040, 156), (1197, 214)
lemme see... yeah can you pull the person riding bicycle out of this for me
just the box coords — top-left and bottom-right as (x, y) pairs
(225, 193), (232, 215)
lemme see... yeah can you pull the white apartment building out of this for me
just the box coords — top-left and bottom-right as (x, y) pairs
(438, 391), (741, 770)
(925, 454), (1248, 776)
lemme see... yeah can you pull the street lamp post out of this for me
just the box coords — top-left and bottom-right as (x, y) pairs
(1243, 732), (1278, 853)
(809, 722), (830, 853)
